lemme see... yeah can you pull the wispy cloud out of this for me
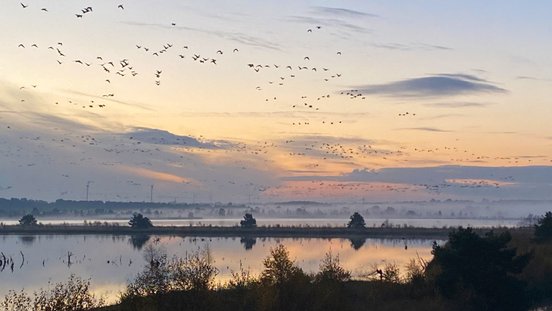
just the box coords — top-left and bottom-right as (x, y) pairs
(122, 21), (281, 51)
(396, 127), (453, 133)
(124, 128), (232, 149)
(425, 102), (492, 108)
(286, 16), (371, 33)
(311, 6), (379, 18)
(351, 74), (506, 98)
(370, 42), (452, 51)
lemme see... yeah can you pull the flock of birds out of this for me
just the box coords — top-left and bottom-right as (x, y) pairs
(2, 2), (550, 202)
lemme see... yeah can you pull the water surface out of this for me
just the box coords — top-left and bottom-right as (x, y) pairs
(0, 234), (439, 303)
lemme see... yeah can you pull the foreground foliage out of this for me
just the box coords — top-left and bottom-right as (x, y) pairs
(104, 225), (552, 311)
(2, 275), (103, 311)
(427, 227), (532, 311)
(535, 211), (552, 240)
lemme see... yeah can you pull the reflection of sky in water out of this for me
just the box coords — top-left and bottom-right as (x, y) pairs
(0, 234), (441, 303)
(0, 217), (522, 228)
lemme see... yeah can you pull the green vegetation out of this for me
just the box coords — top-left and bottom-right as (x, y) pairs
(129, 213), (153, 229)
(2, 275), (103, 310)
(18, 214), (37, 226)
(240, 213), (257, 228)
(427, 227), (531, 310)
(95, 224), (552, 311)
(347, 212), (365, 229)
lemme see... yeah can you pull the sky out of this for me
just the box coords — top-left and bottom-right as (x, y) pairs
(1, 0), (552, 203)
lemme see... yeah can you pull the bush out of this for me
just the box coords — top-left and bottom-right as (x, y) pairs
(427, 228), (531, 311)
(315, 252), (351, 283)
(18, 214), (37, 226)
(129, 213), (153, 229)
(1, 275), (103, 311)
(240, 213), (256, 228)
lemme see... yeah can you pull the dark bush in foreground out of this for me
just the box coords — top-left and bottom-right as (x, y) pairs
(2, 275), (103, 310)
(535, 211), (552, 240)
(427, 227), (532, 311)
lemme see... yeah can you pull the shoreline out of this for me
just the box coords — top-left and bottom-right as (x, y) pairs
(0, 225), (530, 239)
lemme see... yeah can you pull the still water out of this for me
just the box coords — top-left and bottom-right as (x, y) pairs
(0, 234), (439, 303)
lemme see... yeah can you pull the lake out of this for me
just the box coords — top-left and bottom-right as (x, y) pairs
(0, 234), (440, 304)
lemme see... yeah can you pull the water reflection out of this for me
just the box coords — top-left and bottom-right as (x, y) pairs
(129, 235), (151, 250)
(348, 237), (366, 250)
(0, 234), (441, 304)
(240, 237), (256, 250)
(19, 235), (36, 246)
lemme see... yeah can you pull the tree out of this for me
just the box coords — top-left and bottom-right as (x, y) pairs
(18, 214), (37, 226)
(240, 213), (257, 228)
(169, 247), (218, 291)
(315, 251), (351, 283)
(426, 227), (532, 310)
(261, 244), (304, 286)
(259, 244), (311, 311)
(129, 213), (153, 229)
(534, 211), (552, 240)
(123, 245), (170, 298)
(347, 212), (365, 229)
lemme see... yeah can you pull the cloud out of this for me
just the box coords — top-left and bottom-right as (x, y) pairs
(286, 16), (370, 33)
(419, 114), (465, 120)
(122, 21), (281, 51)
(60, 89), (154, 111)
(311, 6), (379, 18)
(370, 42), (452, 51)
(351, 74), (506, 98)
(425, 102), (492, 108)
(118, 166), (196, 184)
(124, 128), (231, 149)
(396, 127), (453, 133)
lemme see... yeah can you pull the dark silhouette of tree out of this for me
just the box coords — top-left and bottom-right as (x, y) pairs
(169, 248), (218, 292)
(315, 252), (351, 283)
(427, 227), (532, 311)
(240, 213), (257, 228)
(261, 244), (303, 285)
(129, 213), (153, 229)
(260, 244), (311, 311)
(18, 214), (37, 226)
(347, 212), (365, 229)
(534, 211), (552, 240)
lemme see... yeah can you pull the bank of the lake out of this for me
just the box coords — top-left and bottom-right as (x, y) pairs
(0, 224), (530, 239)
